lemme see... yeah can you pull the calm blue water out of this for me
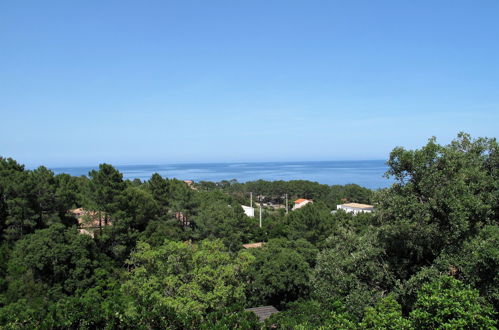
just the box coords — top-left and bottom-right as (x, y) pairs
(51, 160), (393, 189)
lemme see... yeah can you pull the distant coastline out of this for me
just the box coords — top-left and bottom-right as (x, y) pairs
(50, 160), (392, 189)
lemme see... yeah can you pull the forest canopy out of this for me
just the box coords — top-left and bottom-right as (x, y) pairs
(0, 133), (497, 328)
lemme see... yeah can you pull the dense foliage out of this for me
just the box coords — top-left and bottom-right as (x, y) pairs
(0, 133), (497, 328)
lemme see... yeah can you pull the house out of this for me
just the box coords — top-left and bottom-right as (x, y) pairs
(241, 205), (255, 218)
(69, 208), (111, 237)
(70, 207), (85, 217)
(183, 180), (197, 190)
(336, 202), (374, 214)
(242, 242), (264, 249)
(245, 306), (279, 322)
(292, 198), (312, 211)
(174, 211), (190, 227)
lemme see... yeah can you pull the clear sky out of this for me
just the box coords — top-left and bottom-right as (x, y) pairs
(1, 0), (498, 167)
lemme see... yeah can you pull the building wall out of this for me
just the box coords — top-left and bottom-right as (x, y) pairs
(242, 205), (255, 217)
(292, 200), (312, 210)
(336, 205), (373, 214)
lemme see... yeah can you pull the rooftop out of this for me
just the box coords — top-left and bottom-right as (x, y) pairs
(245, 306), (279, 322)
(69, 208), (111, 228)
(341, 202), (374, 209)
(242, 242), (264, 249)
(294, 198), (308, 204)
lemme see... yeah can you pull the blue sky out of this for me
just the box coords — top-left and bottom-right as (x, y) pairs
(1, 0), (498, 167)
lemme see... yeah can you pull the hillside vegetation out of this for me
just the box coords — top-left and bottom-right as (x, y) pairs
(0, 133), (497, 328)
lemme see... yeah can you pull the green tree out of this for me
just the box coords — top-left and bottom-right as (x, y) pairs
(282, 203), (335, 246)
(202, 307), (260, 330)
(147, 173), (174, 212)
(264, 300), (356, 329)
(359, 296), (411, 329)
(435, 225), (499, 311)
(97, 184), (159, 263)
(377, 133), (499, 280)
(4, 224), (100, 302)
(139, 218), (186, 246)
(123, 239), (254, 328)
(89, 163), (126, 229)
(30, 166), (65, 228)
(147, 174), (196, 216)
(0, 224), (105, 328)
(312, 226), (395, 318)
(246, 239), (317, 307)
(0, 157), (38, 242)
(0, 243), (9, 302)
(42, 269), (129, 329)
(410, 275), (496, 329)
(192, 196), (256, 250)
(54, 173), (80, 218)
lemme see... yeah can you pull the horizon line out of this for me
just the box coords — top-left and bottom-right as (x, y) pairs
(41, 159), (388, 170)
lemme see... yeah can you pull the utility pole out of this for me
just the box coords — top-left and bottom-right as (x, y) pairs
(250, 192), (253, 208)
(285, 194), (288, 214)
(259, 196), (262, 228)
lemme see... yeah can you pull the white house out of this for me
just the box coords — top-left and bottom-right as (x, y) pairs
(292, 198), (312, 211)
(336, 202), (374, 214)
(241, 205), (255, 218)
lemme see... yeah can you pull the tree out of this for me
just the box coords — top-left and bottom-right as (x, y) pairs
(96, 184), (159, 263)
(123, 239), (254, 328)
(4, 224), (100, 302)
(42, 269), (129, 329)
(312, 226), (395, 318)
(89, 164), (126, 229)
(147, 173), (172, 214)
(376, 133), (499, 280)
(282, 203), (335, 246)
(192, 195), (256, 250)
(410, 275), (496, 329)
(0, 157), (38, 242)
(30, 166), (61, 228)
(0, 224), (105, 328)
(147, 174), (196, 217)
(54, 173), (80, 218)
(167, 178), (196, 214)
(245, 239), (317, 307)
(342, 184), (373, 204)
(139, 218), (186, 246)
(0, 243), (9, 300)
(359, 296), (411, 329)
(435, 225), (499, 311)
(202, 307), (260, 329)
(264, 300), (356, 329)
(118, 186), (159, 230)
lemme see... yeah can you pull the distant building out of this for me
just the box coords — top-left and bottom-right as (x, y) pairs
(174, 211), (190, 227)
(69, 208), (111, 237)
(183, 180), (196, 190)
(241, 205), (255, 218)
(70, 207), (85, 217)
(292, 198), (312, 211)
(242, 242), (264, 249)
(245, 306), (279, 322)
(336, 202), (374, 214)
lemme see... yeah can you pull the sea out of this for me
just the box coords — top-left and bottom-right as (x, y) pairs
(50, 160), (393, 190)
